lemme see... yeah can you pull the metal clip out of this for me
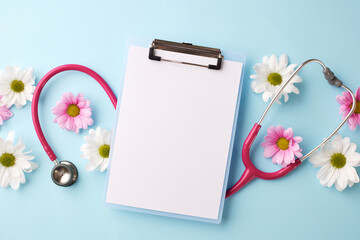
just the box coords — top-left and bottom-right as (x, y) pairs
(148, 39), (223, 70)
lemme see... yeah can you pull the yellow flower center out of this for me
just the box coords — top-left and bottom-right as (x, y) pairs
(11, 80), (25, 93)
(330, 153), (346, 169)
(0, 153), (16, 167)
(267, 72), (282, 86)
(99, 144), (110, 158)
(350, 101), (360, 114)
(67, 104), (80, 117)
(277, 137), (289, 150)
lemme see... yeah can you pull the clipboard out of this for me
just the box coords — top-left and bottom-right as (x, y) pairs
(105, 38), (246, 223)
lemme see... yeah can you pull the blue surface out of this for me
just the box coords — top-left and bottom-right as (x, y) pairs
(0, 0), (359, 239)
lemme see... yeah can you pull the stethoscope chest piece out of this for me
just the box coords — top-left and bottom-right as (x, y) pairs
(51, 160), (78, 187)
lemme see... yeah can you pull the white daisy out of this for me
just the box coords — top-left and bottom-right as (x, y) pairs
(80, 126), (112, 172)
(0, 66), (36, 108)
(0, 131), (38, 190)
(250, 54), (302, 104)
(309, 134), (360, 191)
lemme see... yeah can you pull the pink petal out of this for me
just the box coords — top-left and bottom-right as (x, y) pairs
(292, 136), (303, 144)
(336, 95), (345, 104)
(276, 125), (285, 136)
(77, 99), (86, 108)
(272, 150), (285, 165)
(348, 115), (358, 130)
(338, 93), (352, 108)
(65, 117), (73, 131)
(264, 134), (279, 143)
(62, 92), (74, 105)
(264, 145), (280, 158)
(294, 148), (303, 158)
(86, 117), (93, 126)
(339, 104), (351, 116)
(78, 115), (87, 129)
(290, 143), (300, 151)
(52, 103), (68, 115)
(284, 127), (294, 139)
(74, 93), (82, 105)
(74, 116), (83, 128)
(61, 114), (70, 124)
(356, 87), (360, 101)
(283, 149), (295, 165)
(343, 91), (353, 103)
(80, 108), (92, 117)
(267, 126), (277, 136)
(261, 138), (277, 148)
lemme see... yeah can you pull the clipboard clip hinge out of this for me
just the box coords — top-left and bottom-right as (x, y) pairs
(149, 39), (223, 70)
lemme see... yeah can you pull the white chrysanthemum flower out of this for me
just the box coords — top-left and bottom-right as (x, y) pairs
(80, 127), (112, 172)
(309, 134), (360, 191)
(0, 66), (35, 108)
(250, 54), (302, 104)
(0, 131), (38, 190)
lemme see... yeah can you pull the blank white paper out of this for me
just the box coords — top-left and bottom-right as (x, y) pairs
(106, 46), (243, 221)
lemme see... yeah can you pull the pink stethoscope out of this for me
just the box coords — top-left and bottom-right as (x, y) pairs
(31, 60), (356, 198)
(32, 65), (117, 186)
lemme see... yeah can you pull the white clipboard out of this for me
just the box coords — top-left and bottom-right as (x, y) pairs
(105, 39), (246, 223)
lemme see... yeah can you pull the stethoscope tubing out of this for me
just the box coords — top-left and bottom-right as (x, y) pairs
(31, 64), (117, 162)
(225, 59), (356, 198)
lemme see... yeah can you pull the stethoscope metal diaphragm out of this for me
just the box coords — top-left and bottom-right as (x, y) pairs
(51, 160), (78, 187)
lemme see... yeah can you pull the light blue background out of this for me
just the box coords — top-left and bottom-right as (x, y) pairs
(0, 0), (359, 239)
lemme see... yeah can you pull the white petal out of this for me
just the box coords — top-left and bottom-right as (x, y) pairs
(104, 131), (112, 145)
(19, 169), (25, 184)
(283, 92), (289, 102)
(348, 142), (357, 154)
(15, 158), (31, 169)
(23, 161), (38, 173)
(341, 137), (351, 155)
(9, 168), (20, 190)
(331, 134), (343, 153)
(317, 164), (331, 184)
(262, 56), (270, 64)
(0, 168), (9, 188)
(284, 83), (299, 95)
(327, 168), (339, 187)
(6, 131), (15, 143)
(86, 162), (98, 171)
(96, 127), (105, 145)
(269, 55), (278, 72)
(309, 152), (330, 167)
(290, 75), (302, 83)
(344, 166), (359, 183)
(283, 64), (297, 75)
(277, 55), (288, 72)
(251, 80), (266, 93)
(335, 172), (347, 191)
(262, 91), (272, 102)
(349, 152), (360, 166)
(99, 158), (108, 172)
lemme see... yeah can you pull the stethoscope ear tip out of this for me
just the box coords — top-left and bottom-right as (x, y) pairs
(51, 161), (78, 187)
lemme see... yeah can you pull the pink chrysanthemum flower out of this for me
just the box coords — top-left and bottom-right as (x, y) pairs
(261, 125), (303, 167)
(0, 96), (13, 125)
(336, 87), (360, 131)
(51, 92), (93, 133)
